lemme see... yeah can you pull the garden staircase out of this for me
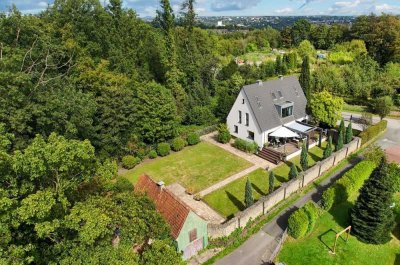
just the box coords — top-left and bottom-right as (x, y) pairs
(257, 147), (282, 164)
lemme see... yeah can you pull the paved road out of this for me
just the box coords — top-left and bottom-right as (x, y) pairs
(215, 114), (399, 265)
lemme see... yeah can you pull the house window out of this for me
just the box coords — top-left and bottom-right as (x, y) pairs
(245, 113), (249, 126)
(234, 125), (238, 133)
(189, 229), (197, 242)
(248, 131), (254, 140)
(238, 111), (242, 124)
(281, 106), (293, 118)
(242, 99), (245, 104)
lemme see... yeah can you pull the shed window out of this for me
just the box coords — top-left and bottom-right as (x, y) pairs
(189, 229), (197, 242)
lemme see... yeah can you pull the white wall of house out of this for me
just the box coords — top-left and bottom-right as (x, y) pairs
(227, 90), (263, 147)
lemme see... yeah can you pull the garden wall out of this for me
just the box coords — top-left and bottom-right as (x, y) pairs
(207, 137), (362, 239)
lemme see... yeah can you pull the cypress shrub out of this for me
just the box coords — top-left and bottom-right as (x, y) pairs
(300, 142), (308, 171)
(323, 136), (333, 159)
(345, 122), (353, 144)
(244, 178), (254, 208)
(157, 143), (171, 157)
(288, 208), (309, 239)
(289, 163), (299, 180)
(339, 119), (345, 138)
(303, 202), (319, 234)
(269, 171), (275, 194)
(187, 133), (200, 145)
(171, 137), (186, 152)
(217, 124), (231, 144)
(336, 130), (343, 151)
(321, 187), (335, 210)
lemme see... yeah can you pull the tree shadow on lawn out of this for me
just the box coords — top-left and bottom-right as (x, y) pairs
(308, 151), (323, 164)
(251, 183), (267, 196)
(328, 201), (353, 230)
(226, 191), (245, 213)
(318, 229), (343, 252)
(395, 253), (400, 265)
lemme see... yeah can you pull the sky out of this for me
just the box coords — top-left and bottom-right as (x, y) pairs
(1, 0), (400, 17)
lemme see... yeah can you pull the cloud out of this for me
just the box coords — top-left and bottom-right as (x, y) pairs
(0, 0), (52, 14)
(329, 0), (376, 14)
(299, 0), (318, 9)
(370, 3), (400, 14)
(274, 7), (294, 14)
(211, 0), (261, 12)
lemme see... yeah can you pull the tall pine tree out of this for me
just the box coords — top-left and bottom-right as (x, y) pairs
(323, 136), (333, 159)
(299, 56), (311, 101)
(245, 178), (254, 208)
(289, 163), (299, 180)
(351, 160), (396, 244)
(300, 142), (308, 171)
(339, 119), (345, 139)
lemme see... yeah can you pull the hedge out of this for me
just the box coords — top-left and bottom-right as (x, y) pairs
(217, 124), (231, 144)
(171, 137), (187, 152)
(303, 202), (319, 234)
(187, 133), (200, 145)
(233, 138), (258, 153)
(121, 155), (141, 169)
(157, 143), (171, 157)
(321, 160), (376, 210)
(288, 208), (309, 239)
(359, 120), (387, 145)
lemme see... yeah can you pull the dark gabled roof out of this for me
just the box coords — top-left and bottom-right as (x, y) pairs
(135, 175), (190, 239)
(242, 76), (307, 132)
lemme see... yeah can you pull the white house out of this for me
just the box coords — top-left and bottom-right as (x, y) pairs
(227, 76), (310, 148)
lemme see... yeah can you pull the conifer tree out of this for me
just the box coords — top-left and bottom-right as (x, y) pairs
(345, 121), (353, 144)
(339, 119), (345, 139)
(299, 56), (311, 100)
(336, 130), (343, 151)
(289, 163), (299, 180)
(323, 136), (333, 159)
(245, 178), (254, 208)
(351, 160), (396, 244)
(269, 171), (275, 193)
(300, 142), (308, 171)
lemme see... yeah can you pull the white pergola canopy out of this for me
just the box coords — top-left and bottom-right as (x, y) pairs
(285, 121), (314, 133)
(269, 127), (299, 138)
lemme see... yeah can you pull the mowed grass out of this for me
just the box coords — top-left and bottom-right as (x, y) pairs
(203, 142), (329, 218)
(122, 142), (252, 193)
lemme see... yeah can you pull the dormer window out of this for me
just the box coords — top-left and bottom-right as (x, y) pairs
(275, 101), (294, 118)
(281, 106), (293, 118)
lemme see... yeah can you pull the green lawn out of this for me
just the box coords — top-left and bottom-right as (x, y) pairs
(122, 142), (252, 193)
(277, 182), (400, 265)
(203, 142), (329, 218)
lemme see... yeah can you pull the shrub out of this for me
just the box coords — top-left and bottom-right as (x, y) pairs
(157, 143), (171, 157)
(364, 144), (385, 166)
(289, 163), (298, 180)
(303, 202), (319, 234)
(217, 124), (231, 144)
(185, 106), (216, 125)
(113, 177), (134, 192)
(288, 208), (309, 239)
(121, 155), (141, 169)
(187, 133), (200, 145)
(359, 120), (387, 145)
(321, 187), (335, 210)
(171, 137), (186, 152)
(233, 138), (258, 153)
(148, 150), (158, 159)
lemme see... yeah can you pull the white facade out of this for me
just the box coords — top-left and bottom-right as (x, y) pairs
(227, 90), (307, 147)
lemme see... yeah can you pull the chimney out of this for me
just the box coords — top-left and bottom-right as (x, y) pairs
(256, 80), (263, 86)
(278, 75), (283, 80)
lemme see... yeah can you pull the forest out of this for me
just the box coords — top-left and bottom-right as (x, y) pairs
(1, 0), (400, 263)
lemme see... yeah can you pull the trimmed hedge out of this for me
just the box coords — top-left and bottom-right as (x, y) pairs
(359, 120), (387, 145)
(171, 137), (187, 152)
(233, 138), (258, 153)
(187, 133), (200, 145)
(288, 208), (309, 239)
(303, 202), (319, 234)
(148, 150), (158, 159)
(321, 160), (376, 210)
(121, 155), (141, 169)
(157, 143), (171, 157)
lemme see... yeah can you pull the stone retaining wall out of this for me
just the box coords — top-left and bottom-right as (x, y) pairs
(207, 137), (361, 239)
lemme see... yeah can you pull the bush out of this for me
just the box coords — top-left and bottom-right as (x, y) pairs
(288, 208), (309, 239)
(233, 138), (258, 153)
(148, 150), (158, 159)
(321, 187), (335, 210)
(171, 137), (186, 152)
(157, 143), (171, 157)
(321, 160), (376, 209)
(112, 177), (134, 192)
(185, 106), (216, 126)
(187, 133), (200, 145)
(217, 124), (231, 144)
(121, 155), (141, 169)
(303, 202), (319, 234)
(359, 120), (387, 145)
